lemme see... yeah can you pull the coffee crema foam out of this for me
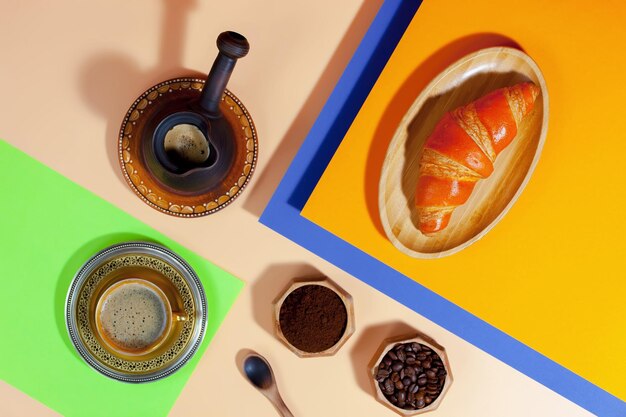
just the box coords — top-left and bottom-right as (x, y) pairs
(164, 124), (209, 164)
(99, 283), (168, 352)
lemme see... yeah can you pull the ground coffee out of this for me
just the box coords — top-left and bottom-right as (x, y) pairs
(279, 284), (347, 353)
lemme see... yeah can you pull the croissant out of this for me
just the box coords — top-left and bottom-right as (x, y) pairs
(415, 82), (540, 235)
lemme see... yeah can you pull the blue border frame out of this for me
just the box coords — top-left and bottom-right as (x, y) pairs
(260, 1), (625, 415)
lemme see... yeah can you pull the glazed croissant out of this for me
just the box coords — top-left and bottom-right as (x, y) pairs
(416, 82), (540, 235)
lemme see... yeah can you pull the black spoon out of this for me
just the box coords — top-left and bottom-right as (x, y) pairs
(242, 352), (295, 417)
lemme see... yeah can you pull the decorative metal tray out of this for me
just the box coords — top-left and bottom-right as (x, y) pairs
(65, 241), (207, 383)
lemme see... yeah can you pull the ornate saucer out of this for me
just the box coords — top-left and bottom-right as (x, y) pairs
(118, 78), (258, 217)
(65, 242), (207, 382)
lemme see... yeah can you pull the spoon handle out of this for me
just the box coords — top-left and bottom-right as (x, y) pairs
(272, 395), (295, 417)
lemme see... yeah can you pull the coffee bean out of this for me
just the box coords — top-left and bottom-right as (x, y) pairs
(391, 361), (403, 372)
(377, 369), (390, 379)
(397, 391), (406, 402)
(384, 378), (394, 392)
(376, 341), (448, 411)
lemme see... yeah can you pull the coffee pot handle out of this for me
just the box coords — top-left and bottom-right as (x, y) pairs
(198, 31), (249, 117)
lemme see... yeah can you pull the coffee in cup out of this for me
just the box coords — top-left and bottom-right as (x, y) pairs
(95, 278), (186, 356)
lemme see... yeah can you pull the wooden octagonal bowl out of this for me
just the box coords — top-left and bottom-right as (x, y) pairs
(273, 277), (355, 358)
(370, 333), (453, 415)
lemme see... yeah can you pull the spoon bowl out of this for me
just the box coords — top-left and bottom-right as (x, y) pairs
(240, 351), (294, 417)
(244, 355), (273, 390)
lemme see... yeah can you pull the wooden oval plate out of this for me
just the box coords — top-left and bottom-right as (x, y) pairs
(379, 47), (549, 258)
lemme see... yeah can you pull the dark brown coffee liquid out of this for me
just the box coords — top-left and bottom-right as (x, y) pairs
(279, 284), (347, 353)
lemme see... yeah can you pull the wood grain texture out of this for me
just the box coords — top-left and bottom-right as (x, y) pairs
(379, 47), (548, 258)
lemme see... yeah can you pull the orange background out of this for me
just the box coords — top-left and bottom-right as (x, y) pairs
(303, 0), (626, 399)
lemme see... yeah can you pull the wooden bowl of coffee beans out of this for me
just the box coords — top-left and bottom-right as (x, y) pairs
(371, 333), (452, 415)
(273, 277), (355, 358)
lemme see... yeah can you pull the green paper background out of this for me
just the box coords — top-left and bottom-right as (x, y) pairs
(0, 140), (243, 416)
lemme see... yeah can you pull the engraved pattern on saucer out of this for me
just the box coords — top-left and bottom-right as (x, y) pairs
(65, 242), (207, 383)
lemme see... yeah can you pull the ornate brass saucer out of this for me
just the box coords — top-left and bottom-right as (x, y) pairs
(65, 242), (207, 382)
(118, 31), (258, 217)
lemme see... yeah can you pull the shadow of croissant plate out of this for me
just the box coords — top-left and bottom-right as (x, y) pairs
(378, 46), (549, 258)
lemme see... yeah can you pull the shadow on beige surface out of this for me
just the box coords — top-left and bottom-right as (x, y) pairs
(364, 33), (521, 238)
(242, 0), (383, 217)
(251, 263), (321, 338)
(79, 0), (203, 188)
(349, 321), (417, 395)
(235, 348), (256, 381)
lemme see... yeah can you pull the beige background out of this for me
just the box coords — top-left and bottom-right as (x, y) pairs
(0, 1), (592, 416)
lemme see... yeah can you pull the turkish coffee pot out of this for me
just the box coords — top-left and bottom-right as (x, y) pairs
(119, 31), (257, 216)
(148, 31), (248, 192)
